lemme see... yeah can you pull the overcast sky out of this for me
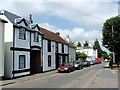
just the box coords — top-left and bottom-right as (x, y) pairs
(0, 0), (119, 51)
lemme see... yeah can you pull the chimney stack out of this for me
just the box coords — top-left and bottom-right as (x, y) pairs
(29, 14), (33, 24)
(55, 32), (60, 36)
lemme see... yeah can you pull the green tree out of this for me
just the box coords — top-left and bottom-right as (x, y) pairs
(102, 16), (120, 63)
(93, 39), (102, 58)
(76, 52), (87, 60)
(102, 51), (109, 59)
(84, 41), (89, 46)
(77, 42), (81, 47)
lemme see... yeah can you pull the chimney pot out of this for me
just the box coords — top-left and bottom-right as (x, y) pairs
(55, 32), (60, 35)
(29, 14), (33, 23)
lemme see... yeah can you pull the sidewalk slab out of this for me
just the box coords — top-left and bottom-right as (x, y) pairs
(0, 70), (57, 86)
(88, 64), (118, 88)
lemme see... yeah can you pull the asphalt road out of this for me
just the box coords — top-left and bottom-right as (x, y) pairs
(2, 63), (108, 88)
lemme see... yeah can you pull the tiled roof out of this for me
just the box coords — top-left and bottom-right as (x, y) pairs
(0, 10), (21, 24)
(0, 10), (30, 26)
(40, 27), (68, 45)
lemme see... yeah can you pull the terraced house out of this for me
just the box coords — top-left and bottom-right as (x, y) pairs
(0, 10), (73, 79)
(40, 28), (69, 71)
(0, 10), (43, 79)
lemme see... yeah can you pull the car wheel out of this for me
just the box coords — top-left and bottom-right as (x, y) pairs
(79, 67), (81, 70)
(58, 71), (61, 73)
(81, 66), (83, 69)
(73, 68), (75, 71)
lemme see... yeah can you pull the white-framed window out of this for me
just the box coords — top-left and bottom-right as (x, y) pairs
(48, 40), (51, 52)
(19, 27), (26, 40)
(34, 32), (39, 42)
(19, 55), (26, 69)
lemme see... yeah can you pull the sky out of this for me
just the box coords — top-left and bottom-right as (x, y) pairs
(0, 0), (119, 52)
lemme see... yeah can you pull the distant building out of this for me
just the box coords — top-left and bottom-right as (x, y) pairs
(0, 18), (7, 79)
(76, 46), (98, 61)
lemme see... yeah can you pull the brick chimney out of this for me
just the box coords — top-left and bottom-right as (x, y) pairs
(29, 14), (33, 24)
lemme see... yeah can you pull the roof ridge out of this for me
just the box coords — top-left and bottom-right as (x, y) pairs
(40, 27), (56, 34)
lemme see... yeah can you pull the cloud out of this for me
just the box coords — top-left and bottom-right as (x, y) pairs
(0, 0), (117, 52)
(39, 23), (102, 43)
(0, 1), (118, 30)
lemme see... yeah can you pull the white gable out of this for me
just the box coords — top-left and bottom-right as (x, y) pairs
(34, 26), (39, 31)
(15, 18), (27, 27)
(19, 20), (26, 27)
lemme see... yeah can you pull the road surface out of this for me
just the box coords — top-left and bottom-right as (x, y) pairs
(2, 63), (118, 88)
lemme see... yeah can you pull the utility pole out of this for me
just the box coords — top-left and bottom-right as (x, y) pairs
(118, 1), (120, 16)
(112, 25), (115, 63)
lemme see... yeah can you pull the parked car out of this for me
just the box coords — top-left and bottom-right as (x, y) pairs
(82, 60), (90, 67)
(89, 61), (94, 65)
(93, 60), (101, 64)
(96, 58), (101, 64)
(58, 63), (75, 73)
(73, 61), (83, 70)
(86, 58), (94, 65)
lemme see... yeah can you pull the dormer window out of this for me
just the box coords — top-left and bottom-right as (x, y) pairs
(34, 32), (39, 42)
(19, 27), (26, 40)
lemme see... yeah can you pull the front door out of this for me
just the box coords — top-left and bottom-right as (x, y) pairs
(30, 50), (41, 74)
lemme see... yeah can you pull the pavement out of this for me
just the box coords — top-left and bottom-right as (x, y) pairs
(88, 65), (119, 88)
(0, 70), (57, 87)
(0, 62), (119, 88)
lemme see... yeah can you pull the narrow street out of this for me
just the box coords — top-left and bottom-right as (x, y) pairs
(2, 63), (118, 88)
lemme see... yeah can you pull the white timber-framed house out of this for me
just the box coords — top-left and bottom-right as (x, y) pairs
(40, 28), (69, 71)
(0, 10), (43, 79)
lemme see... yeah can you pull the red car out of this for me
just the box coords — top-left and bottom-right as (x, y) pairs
(58, 63), (75, 73)
(93, 58), (101, 64)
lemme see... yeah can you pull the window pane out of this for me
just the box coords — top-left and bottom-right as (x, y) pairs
(19, 55), (26, 69)
(48, 40), (51, 52)
(34, 32), (39, 42)
(19, 27), (26, 40)
(48, 55), (51, 67)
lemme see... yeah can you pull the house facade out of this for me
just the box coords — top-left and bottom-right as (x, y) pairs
(0, 10), (71, 78)
(0, 18), (7, 79)
(40, 28), (69, 71)
(0, 10), (43, 79)
(65, 35), (76, 63)
(69, 44), (76, 63)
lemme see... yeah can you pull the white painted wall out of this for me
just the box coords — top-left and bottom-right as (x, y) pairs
(0, 20), (5, 77)
(64, 44), (69, 54)
(43, 39), (56, 71)
(4, 42), (13, 78)
(58, 43), (62, 53)
(14, 51), (30, 71)
(14, 51), (30, 77)
(76, 47), (97, 61)
(69, 47), (76, 63)
(0, 15), (13, 42)
(31, 33), (42, 47)
(14, 27), (30, 49)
